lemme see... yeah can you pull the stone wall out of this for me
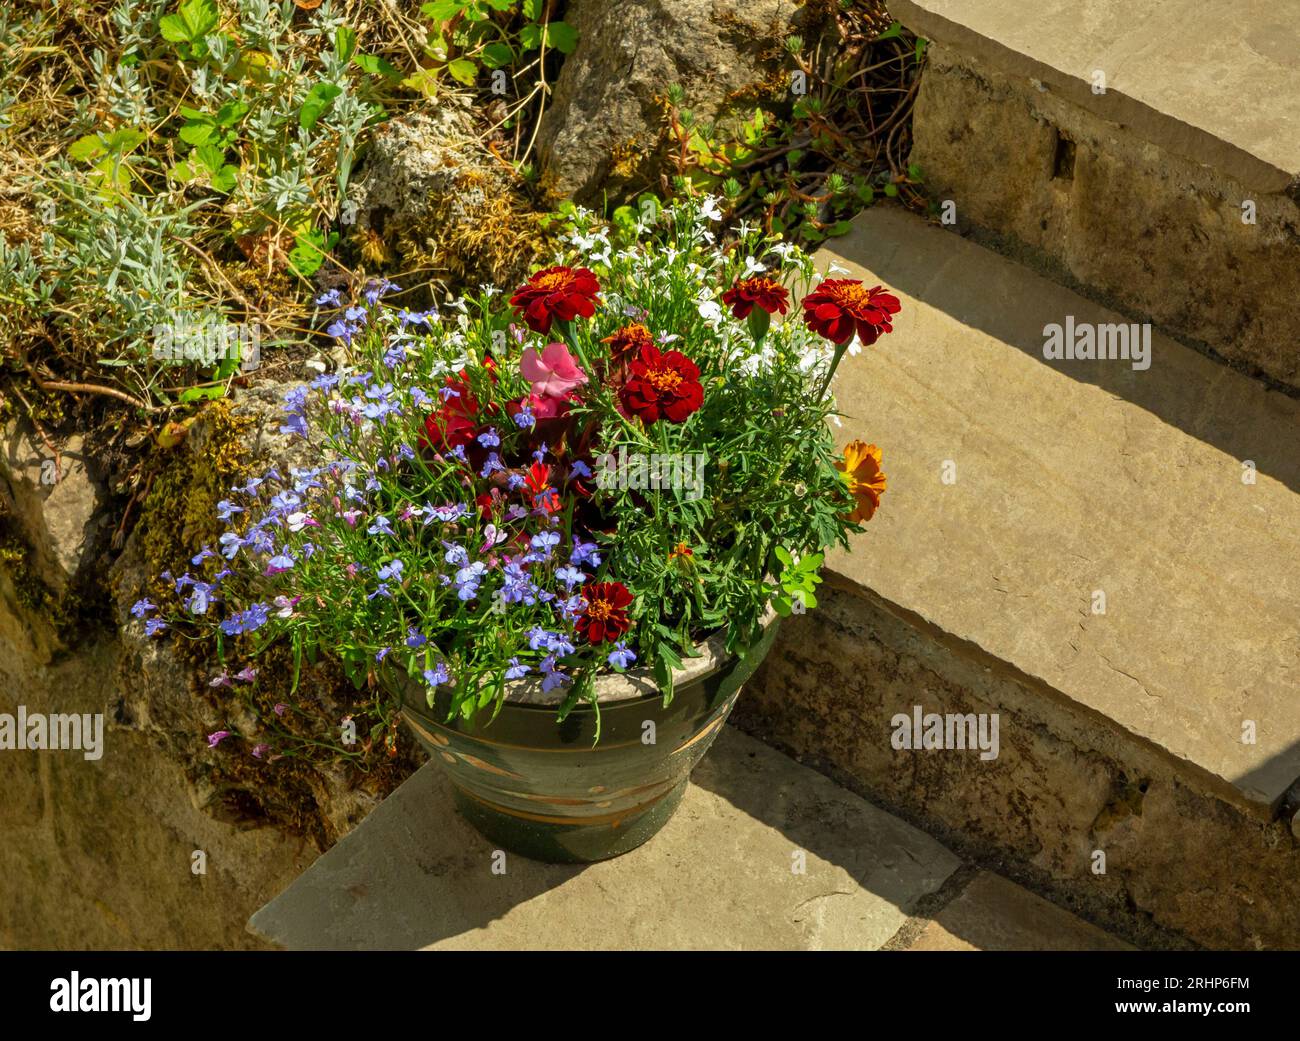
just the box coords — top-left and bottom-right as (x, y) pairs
(0, 387), (414, 948)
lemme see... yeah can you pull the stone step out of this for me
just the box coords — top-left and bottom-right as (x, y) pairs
(247, 727), (1127, 950)
(734, 204), (1300, 950)
(890, 0), (1300, 389)
(899, 871), (1131, 952)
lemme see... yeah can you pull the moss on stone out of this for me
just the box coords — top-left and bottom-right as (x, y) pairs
(138, 400), (253, 620)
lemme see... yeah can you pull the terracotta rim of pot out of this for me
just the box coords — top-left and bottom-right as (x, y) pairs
(493, 606), (779, 708)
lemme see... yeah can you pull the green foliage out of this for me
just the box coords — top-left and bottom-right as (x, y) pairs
(660, 8), (927, 247)
(770, 546), (823, 616)
(1, 0), (399, 404)
(412, 0), (578, 98)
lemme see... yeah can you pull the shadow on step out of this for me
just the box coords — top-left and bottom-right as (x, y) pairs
(249, 764), (587, 950)
(840, 213), (1300, 495)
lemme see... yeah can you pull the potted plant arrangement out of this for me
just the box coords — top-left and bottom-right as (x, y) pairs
(138, 196), (898, 862)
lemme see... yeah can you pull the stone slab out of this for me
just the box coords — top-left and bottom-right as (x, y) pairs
(906, 871), (1135, 951)
(892, 0), (1300, 193)
(817, 205), (1300, 814)
(248, 728), (962, 950)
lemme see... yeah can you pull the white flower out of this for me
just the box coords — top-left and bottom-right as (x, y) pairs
(741, 255), (767, 278)
(736, 342), (777, 376)
(568, 227), (612, 265)
(699, 196), (723, 222)
(770, 242), (798, 261)
(827, 261), (851, 275)
(697, 298), (724, 326)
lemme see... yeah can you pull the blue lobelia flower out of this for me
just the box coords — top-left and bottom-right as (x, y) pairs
(608, 642), (637, 670)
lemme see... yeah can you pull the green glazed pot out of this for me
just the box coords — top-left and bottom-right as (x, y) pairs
(394, 613), (780, 863)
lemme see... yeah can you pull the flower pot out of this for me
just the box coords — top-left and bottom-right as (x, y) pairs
(394, 614), (780, 863)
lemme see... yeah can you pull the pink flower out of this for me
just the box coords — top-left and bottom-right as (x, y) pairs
(251, 743), (270, 759)
(207, 730), (231, 748)
(520, 342), (587, 399)
(528, 390), (572, 420)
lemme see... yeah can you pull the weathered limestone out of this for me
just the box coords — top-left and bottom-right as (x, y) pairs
(536, 0), (808, 203)
(347, 102), (542, 289)
(0, 628), (319, 948)
(0, 426), (106, 597)
(892, 0), (1300, 388)
(0, 382), (408, 948)
(734, 205), (1300, 949)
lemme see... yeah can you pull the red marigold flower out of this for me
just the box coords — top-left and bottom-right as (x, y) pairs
(576, 581), (634, 643)
(801, 279), (901, 346)
(722, 276), (790, 319)
(420, 377), (480, 453)
(509, 266), (602, 334)
(619, 344), (704, 424)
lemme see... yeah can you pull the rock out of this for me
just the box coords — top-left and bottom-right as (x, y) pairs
(0, 424), (107, 595)
(347, 102), (544, 290)
(536, 0), (809, 203)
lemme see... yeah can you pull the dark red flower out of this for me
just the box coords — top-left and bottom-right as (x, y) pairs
(509, 266), (602, 334)
(619, 345), (704, 424)
(475, 488), (502, 520)
(800, 279), (901, 346)
(575, 581), (634, 643)
(722, 276), (789, 319)
(420, 377), (480, 453)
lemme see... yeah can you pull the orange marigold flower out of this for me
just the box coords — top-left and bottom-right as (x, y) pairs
(668, 541), (693, 561)
(836, 441), (886, 522)
(722, 276), (790, 319)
